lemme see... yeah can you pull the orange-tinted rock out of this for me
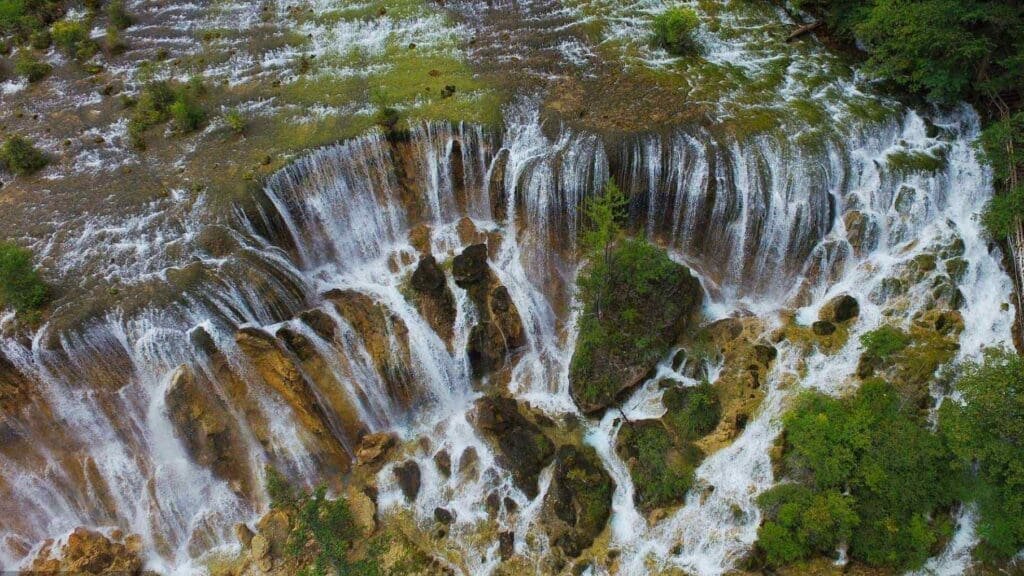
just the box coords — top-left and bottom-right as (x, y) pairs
(28, 527), (144, 575)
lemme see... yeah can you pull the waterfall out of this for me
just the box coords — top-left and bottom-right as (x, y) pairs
(0, 97), (1013, 574)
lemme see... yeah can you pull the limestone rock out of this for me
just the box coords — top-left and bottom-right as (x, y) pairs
(472, 396), (554, 498)
(165, 364), (253, 496)
(357, 432), (397, 466)
(29, 527), (144, 575)
(409, 255), (457, 346)
(452, 243), (489, 287)
(819, 294), (859, 323)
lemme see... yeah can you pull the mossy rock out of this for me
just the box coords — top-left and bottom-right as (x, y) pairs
(570, 240), (704, 413)
(542, 444), (614, 557)
(661, 382), (721, 443)
(616, 420), (703, 511)
(472, 396), (555, 498)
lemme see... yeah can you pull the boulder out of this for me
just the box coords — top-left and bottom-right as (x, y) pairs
(812, 320), (836, 336)
(818, 294), (859, 323)
(542, 445), (614, 557)
(409, 255), (456, 346)
(28, 527), (143, 575)
(393, 460), (421, 501)
(452, 243), (489, 287)
(472, 396), (555, 498)
(433, 449), (451, 477)
(356, 432), (397, 466)
(434, 507), (455, 524)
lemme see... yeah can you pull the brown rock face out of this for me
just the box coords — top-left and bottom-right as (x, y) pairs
(451, 244), (526, 378)
(393, 460), (422, 501)
(819, 294), (860, 323)
(165, 364), (253, 496)
(356, 431), (397, 466)
(472, 396), (554, 498)
(29, 527), (144, 575)
(235, 327), (349, 473)
(325, 289), (418, 411)
(409, 255), (457, 347)
(0, 349), (33, 413)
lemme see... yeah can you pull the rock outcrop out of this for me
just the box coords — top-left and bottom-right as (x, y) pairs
(235, 327), (350, 472)
(452, 244), (526, 378)
(165, 364), (253, 496)
(29, 527), (144, 575)
(409, 255), (457, 347)
(542, 445), (614, 557)
(472, 396), (554, 498)
(569, 240), (704, 413)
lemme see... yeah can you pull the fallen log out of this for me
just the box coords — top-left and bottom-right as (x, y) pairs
(786, 21), (823, 42)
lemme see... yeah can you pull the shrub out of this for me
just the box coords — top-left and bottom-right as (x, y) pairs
(105, 0), (131, 29)
(104, 27), (127, 55)
(0, 135), (48, 175)
(170, 94), (205, 132)
(859, 325), (910, 359)
(757, 484), (859, 566)
(224, 109), (246, 134)
(13, 50), (51, 82)
(265, 466), (298, 509)
(51, 18), (95, 59)
(28, 28), (49, 48)
(940, 350), (1024, 560)
(651, 6), (700, 56)
(617, 420), (700, 509)
(129, 79), (207, 147)
(0, 241), (47, 314)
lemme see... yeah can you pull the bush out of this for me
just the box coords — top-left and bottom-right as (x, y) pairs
(652, 6), (700, 56)
(224, 109), (246, 134)
(662, 382), (721, 442)
(105, 0), (131, 29)
(265, 466), (298, 509)
(0, 135), (48, 175)
(50, 18), (95, 59)
(13, 50), (51, 82)
(28, 28), (49, 48)
(859, 325), (910, 359)
(757, 484), (859, 566)
(940, 350), (1024, 560)
(129, 79), (207, 147)
(0, 241), (47, 314)
(617, 420), (700, 510)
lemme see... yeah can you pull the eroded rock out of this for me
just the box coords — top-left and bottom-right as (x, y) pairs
(472, 396), (554, 498)
(29, 527), (144, 575)
(542, 444), (614, 557)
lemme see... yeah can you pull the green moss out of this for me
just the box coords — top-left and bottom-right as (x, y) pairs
(886, 149), (948, 174)
(651, 6), (700, 56)
(859, 325), (910, 359)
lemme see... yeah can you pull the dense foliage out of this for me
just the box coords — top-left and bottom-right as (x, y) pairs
(651, 6), (700, 55)
(940, 350), (1024, 560)
(0, 0), (64, 41)
(759, 379), (960, 569)
(0, 241), (47, 314)
(0, 135), (48, 175)
(617, 420), (701, 509)
(13, 49), (52, 82)
(978, 112), (1024, 240)
(662, 382), (720, 442)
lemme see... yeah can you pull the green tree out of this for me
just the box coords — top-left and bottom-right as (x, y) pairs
(579, 178), (627, 320)
(940, 350), (1024, 559)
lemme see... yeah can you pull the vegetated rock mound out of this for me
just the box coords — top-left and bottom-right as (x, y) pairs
(541, 444), (614, 558)
(471, 395), (554, 499)
(570, 239), (704, 413)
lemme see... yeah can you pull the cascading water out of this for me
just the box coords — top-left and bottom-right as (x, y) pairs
(0, 87), (1014, 576)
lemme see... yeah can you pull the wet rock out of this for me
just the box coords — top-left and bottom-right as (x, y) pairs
(472, 396), (555, 498)
(411, 254), (447, 294)
(434, 507), (455, 524)
(843, 210), (878, 256)
(752, 343), (777, 366)
(542, 445), (614, 558)
(459, 446), (479, 479)
(433, 449), (451, 477)
(298, 308), (336, 341)
(486, 491), (501, 515)
(165, 364), (252, 495)
(818, 294), (859, 323)
(944, 257), (968, 282)
(931, 276), (965, 309)
(356, 431), (397, 466)
(452, 243), (489, 287)
(393, 460), (421, 501)
(235, 523), (254, 549)
(812, 320), (836, 336)
(503, 496), (518, 515)
(29, 527), (143, 575)
(499, 531), (515, 560)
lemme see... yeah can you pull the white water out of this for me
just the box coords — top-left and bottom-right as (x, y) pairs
(0, 45), (1014, 576)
